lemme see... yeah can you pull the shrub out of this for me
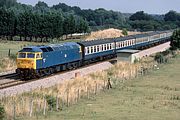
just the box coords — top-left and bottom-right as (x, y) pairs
(122, 28), (128, 36)
(0, 104), (5, 120)
(154, 53), (164, 63)
(46, 95), (56, 110)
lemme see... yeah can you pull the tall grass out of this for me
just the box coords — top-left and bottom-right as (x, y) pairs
(0, 57), (16, 72)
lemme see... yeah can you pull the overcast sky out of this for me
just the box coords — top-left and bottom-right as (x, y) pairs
(17, 0), (180, 14)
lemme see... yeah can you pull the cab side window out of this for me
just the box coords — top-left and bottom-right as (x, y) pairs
(36, 53), (42, 59)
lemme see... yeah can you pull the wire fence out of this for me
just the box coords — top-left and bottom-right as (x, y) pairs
(0, 49), (17, 59)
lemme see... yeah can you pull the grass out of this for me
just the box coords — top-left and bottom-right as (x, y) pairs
(19, 55), (180, 120)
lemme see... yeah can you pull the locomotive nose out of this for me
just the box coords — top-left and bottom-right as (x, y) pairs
(17, 59), (35, 69)
(16, 52), (36, 69)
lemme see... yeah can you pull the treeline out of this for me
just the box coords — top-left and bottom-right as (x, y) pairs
(51, 3), (180, 31)
(129, 11), (180, 31)
(0, 1), (89, 41)
(0, 0), (180, 41)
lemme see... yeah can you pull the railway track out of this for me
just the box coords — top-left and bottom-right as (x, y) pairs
(0, 73), (23, 89)
(0, 73), (18, 80)
(0, 80), (26, 90)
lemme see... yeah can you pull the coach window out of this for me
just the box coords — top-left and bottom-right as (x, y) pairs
(121, 42), (123, 47)
(87, 47), (90, 54)
(124, 41), (126, 47)
(118, 43), (120, 48)
(101, 45), (104, 51)
(107, 44), (109, 50)
(97, 46), (100, 52)
(94, 46), (97, 53)
(104, 44), (107, 51)
(119, 42), (122, 48)
(91, 46), (93, 53)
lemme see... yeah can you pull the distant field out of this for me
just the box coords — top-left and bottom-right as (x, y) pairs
(24, 55), (180, 120)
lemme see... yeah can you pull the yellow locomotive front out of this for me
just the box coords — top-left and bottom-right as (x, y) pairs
(17, 52), (36, 69)
(16, 51), (42, 79)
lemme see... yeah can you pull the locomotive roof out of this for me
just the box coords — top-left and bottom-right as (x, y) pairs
(19, 42), (80, 52)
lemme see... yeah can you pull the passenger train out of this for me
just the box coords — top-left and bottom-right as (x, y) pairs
(16, 30), (173, 79)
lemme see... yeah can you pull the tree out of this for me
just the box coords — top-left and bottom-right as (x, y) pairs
(0, 0), (17, 8)
(129, 11), (153, 21)
(170, 29), (180, 49)
(0, 8), (15, 40)
(76, 17), (89, 33)
(17, 11), (33, 41)
(164, 11), (180, 21)
(52, 12), (63, 38)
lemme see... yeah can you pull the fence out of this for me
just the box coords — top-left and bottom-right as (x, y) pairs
(0, 49), (17, 58)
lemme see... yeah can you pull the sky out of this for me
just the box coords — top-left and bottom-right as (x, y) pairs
(17, 0), (180, 14)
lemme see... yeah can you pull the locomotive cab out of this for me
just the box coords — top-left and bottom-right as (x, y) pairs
(16, 51), (42, 79)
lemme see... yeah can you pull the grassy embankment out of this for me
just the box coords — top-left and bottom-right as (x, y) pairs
(15, 54), (180, 120)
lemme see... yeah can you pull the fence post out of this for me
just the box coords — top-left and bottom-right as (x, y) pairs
(66, 89), (69, 107)
(13, 101), (16, 120)
(43, 96), (46, 116)
(29, 97), (33, 117)
(87, 86), (90, 99)
(56, 95), (59, 111)
(77, 89), (80, 102)
(8, 49), (11, 57)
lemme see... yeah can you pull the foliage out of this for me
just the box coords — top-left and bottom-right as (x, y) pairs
(154, 53), (164, 63)
(170, 29), (180, 50)
(164, 10), (180, 22)
(0, 1), (180, 41)
(129, 11), (153, 21)
(0, 0), (16, 8)
(0, 104), (5, 120)
(122, 28), (128, 36)
(46, 95), (57, 110)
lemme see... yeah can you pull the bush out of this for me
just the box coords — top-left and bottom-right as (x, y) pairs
(154, 53), (164, 63)
(122, 28), (128, 36)
(0, 104), (5, 120)
(46, 95), (56, 110)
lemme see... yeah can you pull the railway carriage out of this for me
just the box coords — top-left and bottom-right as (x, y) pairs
(78, 39), (116, 63)
(115, 36), (136, 50)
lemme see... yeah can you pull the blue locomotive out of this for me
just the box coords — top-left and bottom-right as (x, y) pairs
(16, 30), (173, 79)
